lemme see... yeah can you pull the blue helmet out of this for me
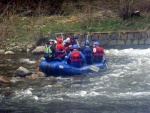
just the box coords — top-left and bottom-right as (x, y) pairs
(93, 41), (99, 46)
(73, 44), (78, 49)
(85, 41), (89, 46)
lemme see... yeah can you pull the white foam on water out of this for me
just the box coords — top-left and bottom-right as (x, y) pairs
(0, 95), (4, 101)
(44, 85), (52, 88)
(12, 88), (41, 101)
(20, 58), (36, 64)
(33, 95), (39, 100)
(14, 88), (33, 96)
(107, 48), (150, 57)
(112, 91), (150, 100)
(108, 49), (150, 76)
(6, 48), (150, 104)
(63, 90), (150, 100)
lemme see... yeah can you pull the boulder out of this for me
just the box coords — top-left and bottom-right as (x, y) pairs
(4, 51), (15, 55)
(27, 44), (34, 52)
(15, 67), (32, 77)
(32, 46), (45, 54)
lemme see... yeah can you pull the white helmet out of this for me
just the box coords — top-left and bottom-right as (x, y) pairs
(49, 39), (54, 42)
(54, 40), (57, 44)
(49, 39), (57, 44)
(66, 37), (70, 43)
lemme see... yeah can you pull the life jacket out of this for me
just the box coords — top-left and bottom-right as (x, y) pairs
(44, 45), (52, 54)
(56, 38), (64, 51)
(56, 44), (65, 58)
(93, 46), (104, 57)
(70, 51), (82, 63)
(44, 46), (52, 61)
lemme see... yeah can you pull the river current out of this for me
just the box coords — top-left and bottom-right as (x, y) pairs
(0, 49), (150, 113)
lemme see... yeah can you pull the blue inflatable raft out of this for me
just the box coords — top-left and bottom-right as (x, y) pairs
(40, 57), (107, 76)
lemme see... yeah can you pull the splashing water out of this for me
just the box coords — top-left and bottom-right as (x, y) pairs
(1, 49), (150, 113)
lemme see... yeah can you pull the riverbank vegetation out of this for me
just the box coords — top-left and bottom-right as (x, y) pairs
(0, 0), (150, 47)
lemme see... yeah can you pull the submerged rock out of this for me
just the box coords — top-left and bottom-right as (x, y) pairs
(15, 66), (32, 77)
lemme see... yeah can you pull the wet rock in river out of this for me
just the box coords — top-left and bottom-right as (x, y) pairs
(26, 74), (37, 79)
(26, 71), (46, 79)
(21, 58), (36, 64)
(32, 46), (45, 54)
(37, 71), (46, 77)
(0, 49), (5, 55)
(10, 77), (22, 83)
(0, 75), (11, 84)
(27, 44), (34, 52)
(4, 51), (15, 55)
(35, 60), (41, 67)
(15, 66), (32, 77)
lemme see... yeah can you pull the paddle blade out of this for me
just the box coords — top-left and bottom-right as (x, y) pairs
(89, 66), (100, 72)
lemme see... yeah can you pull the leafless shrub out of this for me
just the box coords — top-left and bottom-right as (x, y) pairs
(136, 0), (150, 13)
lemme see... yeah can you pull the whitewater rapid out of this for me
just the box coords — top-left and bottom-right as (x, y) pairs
(1, 48), (150, 113)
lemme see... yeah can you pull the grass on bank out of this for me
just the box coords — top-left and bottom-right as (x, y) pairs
(0, 13), (150, 44)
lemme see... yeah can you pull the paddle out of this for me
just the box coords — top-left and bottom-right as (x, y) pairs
(89, 65), (100, 72)
(61, 32), (64, 40)
(86, 32), (90, 44)
(74, 34), (80, 48)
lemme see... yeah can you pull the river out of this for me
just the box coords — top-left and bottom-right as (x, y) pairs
(0, 49), (150, 113)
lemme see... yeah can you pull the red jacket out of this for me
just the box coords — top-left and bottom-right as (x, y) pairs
(93, 46), (105, 57)
(56, 44), (65, 57)
(56, 44), (65, 51)
(70, 51), (82, 62)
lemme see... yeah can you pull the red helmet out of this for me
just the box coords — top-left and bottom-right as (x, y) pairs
(57, 38), (63, 43)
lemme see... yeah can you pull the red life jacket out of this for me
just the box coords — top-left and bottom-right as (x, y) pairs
(70, 51), (82, 62)
(56, 44), (65, 58)
(56, 44), (64, 51)
(93, 46), (104, 57)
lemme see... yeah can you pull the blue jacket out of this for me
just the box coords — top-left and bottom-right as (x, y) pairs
(83, 46), (93, 57)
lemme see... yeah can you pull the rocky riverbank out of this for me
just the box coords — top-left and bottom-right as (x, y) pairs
(0, 59), (46, 85)
(0, 43), (46, 84)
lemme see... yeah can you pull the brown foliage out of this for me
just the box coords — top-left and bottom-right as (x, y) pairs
(0, 0), (149, 17)
(0, 0), (65, 16)
(138, 0), (150, 12)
